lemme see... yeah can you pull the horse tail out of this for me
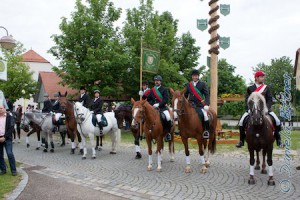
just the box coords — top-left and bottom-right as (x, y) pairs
(208, 109), (217, 154)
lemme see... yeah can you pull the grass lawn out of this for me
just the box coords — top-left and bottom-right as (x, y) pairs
(0, 160), (22, 200)
(119, 130), (300, 154)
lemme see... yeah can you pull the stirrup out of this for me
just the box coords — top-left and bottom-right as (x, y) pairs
(164, 133), (171, 142)
(203, 131), (209, 139)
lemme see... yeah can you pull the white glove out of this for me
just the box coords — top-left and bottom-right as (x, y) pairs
(138, 91), (144, 96)
(153, 103), (159, 108)
(91, 111), (94, 113)
(204, 105), (209, 111)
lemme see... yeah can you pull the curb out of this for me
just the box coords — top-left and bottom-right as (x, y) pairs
(6, 166), (29, 200)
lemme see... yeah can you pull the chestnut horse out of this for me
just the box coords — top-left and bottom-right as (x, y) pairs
(246, 92), (275, 186)
(170, 89), (217, 173)
(114, 105), (142, 159)
(131, 98), (175, 172)
(58, 92), (83, 155)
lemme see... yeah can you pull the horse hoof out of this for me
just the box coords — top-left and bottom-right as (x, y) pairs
(268, 180), (275, 186)
(157, 168), (162, 172)
(50, 149), (54, 153)
(205, 161), (210, 168)
(248, 179), (256, 185)
(60, 144), (65, 147)
(79, 149), (84, 155)
(26, 144), (30, 148)
(110, 151), (117, 154)
(36, 147), (40, 150)
(71, 149), (75, 154)
(135, 153), (142, 159)
(255, 166), (261, 170)
(82, 157), (86, 160)
(201, 169), (208, 174)
(98, 147), (102, 151)
(170, 158), (175, 162)
(185, 167), (192, 173)
(261, 169), (268, 174)
(43, 149), (48, 153)
(92, 156), (96, 159)
(147, 166), (152, 171)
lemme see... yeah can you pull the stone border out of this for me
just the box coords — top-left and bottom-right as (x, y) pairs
(6, 166), (29, 200)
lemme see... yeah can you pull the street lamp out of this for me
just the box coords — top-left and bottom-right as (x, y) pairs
(0, 26), (16, 50)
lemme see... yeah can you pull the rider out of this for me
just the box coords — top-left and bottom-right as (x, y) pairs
(78, 86), (91, 108)
(236, 71), (283, 148)
(139, 80), (151, 99)
(90, 90), (105, 135)
(52, 93), (62, 132)
(146, 75), (172, 141)
(184, 69), (210, 139)
(42, 93), (52, 113)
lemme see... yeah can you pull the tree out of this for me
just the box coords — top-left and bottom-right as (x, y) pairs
(203, 59), (247, 95)
(49, 0), (128, 97)
(0, 43), (37, 102)
(122, 0), (200, 98)
(253, 56), (295, 102)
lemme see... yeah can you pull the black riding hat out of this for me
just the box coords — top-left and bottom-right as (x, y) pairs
(80, 86), (86, 90)
(154, 75), (162, 81)
(142, 80), (149, 85)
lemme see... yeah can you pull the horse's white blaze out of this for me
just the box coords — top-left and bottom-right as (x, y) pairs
(186, 156), (191, 165)
(132, 108), (139, 126)
(269, 166), (273, 176)
(174, 98), (178, 119)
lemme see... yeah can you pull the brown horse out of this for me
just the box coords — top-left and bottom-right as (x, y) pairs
(58, 92), (83, 155)
(131, 98), (175, 172)
(114, 105), (142, 159)
(246, 92), (275, 185)
(170, 88), (217, 173)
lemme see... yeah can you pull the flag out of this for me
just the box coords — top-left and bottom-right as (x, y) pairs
(0, 60), (7, 81)
(142, 48), (160, 73)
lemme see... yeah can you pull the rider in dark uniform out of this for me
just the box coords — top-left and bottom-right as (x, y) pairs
(52, 93), (62, 132)
(236, 71), (283, 148)
(90, 90), (105, 135)
(78, 86), (90, 108)
(146, 75), (172, 141)
(42, 93), (52, 113)
(184, 69), (210, 139)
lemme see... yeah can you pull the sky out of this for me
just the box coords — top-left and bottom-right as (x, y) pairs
(1, 0), (300, 84)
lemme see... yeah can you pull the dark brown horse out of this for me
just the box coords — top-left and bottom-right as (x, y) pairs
(246, 92), (275, 185)
(58, 92), (83, 154)
(131, 98), (175, 172)
(170, 89), (217, 173)
(114, 105), (142, 159)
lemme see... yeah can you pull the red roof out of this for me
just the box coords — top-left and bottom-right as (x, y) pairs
(21, 49), (50, 63)
(39, 72), (78, 99)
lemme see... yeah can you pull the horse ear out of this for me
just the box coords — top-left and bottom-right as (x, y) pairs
(180, 88), (186, 95)
(169, 88), (174, 95)
(131, 98), (135, 104)
(65, 91), (68, 97)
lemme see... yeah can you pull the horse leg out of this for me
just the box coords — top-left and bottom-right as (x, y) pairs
(110, 129), (120, 154)
(146, 137), (153, 171)
(261, 149), (268, 174)
(81, 136), (87, 160)
(43, 132), (48, 153)
(197, 138), (207, 173)
(156, 136), (164, 172)
(36, 130), (41, 150)
(255, 150), (260, 170)
(248, 149), (256, 184)
(95, 136), (100, 150)
(60, 130), (66, 146)
(26, 130), (33, 148)
(134, 134), (142, 159)
(77, 131), (84, 155)
(50, 134), (55, 153)
(70, 130), (76, 154)
(267, 148), (275, 186)
(16, 123), (21, 143)
(168, 132), (175, 162)
(90, 135), (96, 159)
(182, 136), (192, 173)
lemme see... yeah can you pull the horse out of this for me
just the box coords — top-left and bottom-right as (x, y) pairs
(170, 88), (217, 173)
(58, 92), (84, 155)
(246, 92), (276, 185)
(73, 102), (121, 159)
(114, 105), (142, 159)
(131, 98), (175, 172)
(22, 112), (66, 152)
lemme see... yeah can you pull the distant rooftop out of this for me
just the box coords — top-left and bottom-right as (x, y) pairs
(21, 49), (50, 63)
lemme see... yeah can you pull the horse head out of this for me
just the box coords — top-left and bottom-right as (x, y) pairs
(248, 92), (267, 127)
(114, 109), (125, 129)
(170, 88), (186, 121)
(131, 98), (144, 129)
(58, 91), (68, 112)
(74, 102), (87, 124)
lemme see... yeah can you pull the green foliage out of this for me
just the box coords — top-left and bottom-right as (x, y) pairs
(0, 43), (37, 102)
(219, 101), (245, 117)
(0, 160), (21, 199)
(49, 0), (127, 97)
(253, 56), (295, 102)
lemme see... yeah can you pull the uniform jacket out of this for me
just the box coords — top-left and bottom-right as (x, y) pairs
(52, 100), (62, 113)
(184, 81), (210, 108)
(42, 99), (53, 113)
(79, 93), (91, 108)
(147, 86), (169, 110)
(90, 97), (103, 115)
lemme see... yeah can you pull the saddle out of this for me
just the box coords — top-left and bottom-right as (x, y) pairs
(92, 114), (108, 127)
(52, 114), (66, 126)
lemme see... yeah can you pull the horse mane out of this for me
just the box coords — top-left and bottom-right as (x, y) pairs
(247, 92), (268, 114)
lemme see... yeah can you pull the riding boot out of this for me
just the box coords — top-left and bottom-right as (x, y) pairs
(236, 126), (245, 148)
(274, 125), (284, 148)
(164, 121), (172, 142)
(98, 122), (103, 135)
(203, 120), (210, 139)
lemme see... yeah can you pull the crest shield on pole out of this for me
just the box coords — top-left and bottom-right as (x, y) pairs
(197, 19), (208, 31)
(219, 37), (230, 50)
(220, 4), (230, 16)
